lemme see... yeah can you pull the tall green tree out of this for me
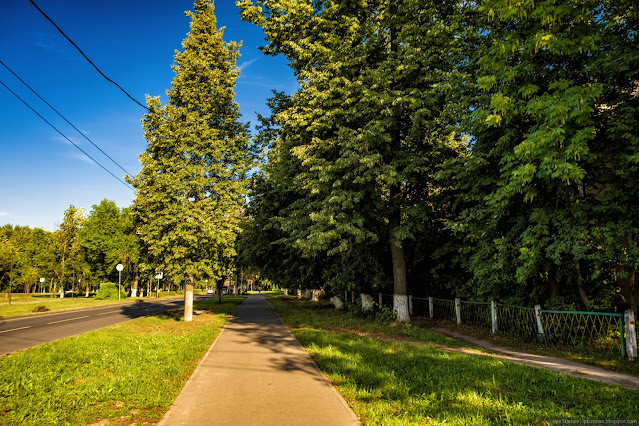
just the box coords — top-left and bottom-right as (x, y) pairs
(130, 0), (253, 293)
(81, 199), (140, 296)
(443, 0), (639, 310)
(239, 0), (466, 320)
(54, 206), (86, 297)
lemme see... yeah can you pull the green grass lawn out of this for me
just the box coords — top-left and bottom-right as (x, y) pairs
(267, 295), (639, 425)
(0, 297), (243, 425)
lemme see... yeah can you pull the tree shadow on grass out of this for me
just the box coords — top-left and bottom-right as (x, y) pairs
(293, 329), (639, 424)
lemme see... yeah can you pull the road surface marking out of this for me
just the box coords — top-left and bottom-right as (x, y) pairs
(0, 326), (32, 334)
(97, 311), (120, 316)
(46, 315), (89, 325)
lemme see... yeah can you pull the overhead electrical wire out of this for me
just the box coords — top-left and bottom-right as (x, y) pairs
(0, 59), (134, 178)
(27, 0), (149, 112)
(0, 78), (135, 192)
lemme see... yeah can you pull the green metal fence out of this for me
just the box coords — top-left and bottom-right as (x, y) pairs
(496, 303), (539, 342)
(432, 298), (456, 322)
(540, 310), (625, 358)
(460, 300), (491, 328)
(356, 293), (632, 359)
(412, 296), (429, 317)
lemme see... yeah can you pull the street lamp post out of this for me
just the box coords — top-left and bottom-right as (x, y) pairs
(8, 254), (12, 305)
(155, 272), (163, 298)
(116, 264), (124, 301)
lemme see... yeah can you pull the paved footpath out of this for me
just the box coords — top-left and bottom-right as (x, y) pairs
(432, 327), (639, 390)
(159, 295), (360, 426)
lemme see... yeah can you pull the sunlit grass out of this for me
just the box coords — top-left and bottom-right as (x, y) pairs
(0, 297), (242, 425)
(268, 295), (639, 425)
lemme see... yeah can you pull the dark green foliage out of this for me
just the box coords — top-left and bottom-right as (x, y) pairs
(94, 282), (126, 300)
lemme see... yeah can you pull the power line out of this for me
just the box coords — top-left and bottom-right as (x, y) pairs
(27, 0), (149, 111)
(0, 78), (135, 192)
(0, 59), (134, 177)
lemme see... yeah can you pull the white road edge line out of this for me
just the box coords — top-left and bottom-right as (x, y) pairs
(0, 326), (32, 334)
(46, 315), (90, 325)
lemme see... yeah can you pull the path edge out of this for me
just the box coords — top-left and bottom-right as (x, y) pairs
(157, 298), (246, 426)
(267, 295), (362, 425)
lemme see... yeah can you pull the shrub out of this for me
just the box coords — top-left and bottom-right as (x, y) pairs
(95, 282), (127, 300)
(346, 300), (397, 324)
(32, 305), (50, 313)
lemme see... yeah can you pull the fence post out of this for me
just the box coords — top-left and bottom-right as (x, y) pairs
(455, 298), (461, 324)
(534, 305), (545, 339)
(409, 295), (413, 316)
(428, 297), (434, 319)
(491, 300), (498, 334)
(351, 292), (355, 304)
(379, 292), (382, 306)
(624, 310), (636, 361)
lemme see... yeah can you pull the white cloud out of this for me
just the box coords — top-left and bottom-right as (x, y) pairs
(55, 135), (79, 146)
(71, 153), (93, 164)
(238, 58), (259, 72)
(0, 212), (9, 217)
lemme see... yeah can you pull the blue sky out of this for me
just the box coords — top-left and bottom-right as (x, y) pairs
(0, 0), (297, 231)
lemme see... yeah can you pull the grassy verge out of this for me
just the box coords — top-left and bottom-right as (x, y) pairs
(0, 291), (209, 318)
(268, 295), (639, 425)
(0, 297), (243, 425)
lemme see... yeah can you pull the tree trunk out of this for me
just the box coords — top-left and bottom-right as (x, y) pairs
(547, 265), (560, 299)
(574, 261), (590, 308)
(216, 279), (223, 304)
(131, 276), (139, 297)
(617, 264), (637, 315)
(389, 208), (409, 322)
(184, 275), (194, 322)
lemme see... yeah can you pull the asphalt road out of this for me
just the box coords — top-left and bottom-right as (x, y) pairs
(0, 295), (212, 356)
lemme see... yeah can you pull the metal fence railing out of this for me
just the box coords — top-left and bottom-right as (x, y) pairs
(495, 303), (539, 342)
(432, 298), (456, 322)
(540, 310), (625, 357)
(299, 290), (636, 359)
(411, 296), (429, 317)
(460, 300), (491, 329)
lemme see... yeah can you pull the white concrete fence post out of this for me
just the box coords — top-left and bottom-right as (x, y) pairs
(379, 292), (382, 306)
(491, 300), (498, 334)
(428, 297), (434, 319)
(330, 296), (344, 309)
(534, 305), (545, 338)
(409, 295), (413, 316)
(624, 309), (637, 361)
(361, 294), (374, 310)
(455, 298), (461, 324)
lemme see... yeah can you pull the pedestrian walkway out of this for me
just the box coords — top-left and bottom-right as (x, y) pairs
(159, 294), (360, 426)
(432, 327), (639, 390)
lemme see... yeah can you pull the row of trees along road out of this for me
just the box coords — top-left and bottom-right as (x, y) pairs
(1, 1), (255, 303)
(0, 201), (139, 297)
(235, 0), (639, 321)
(2, 1), (636, 322)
